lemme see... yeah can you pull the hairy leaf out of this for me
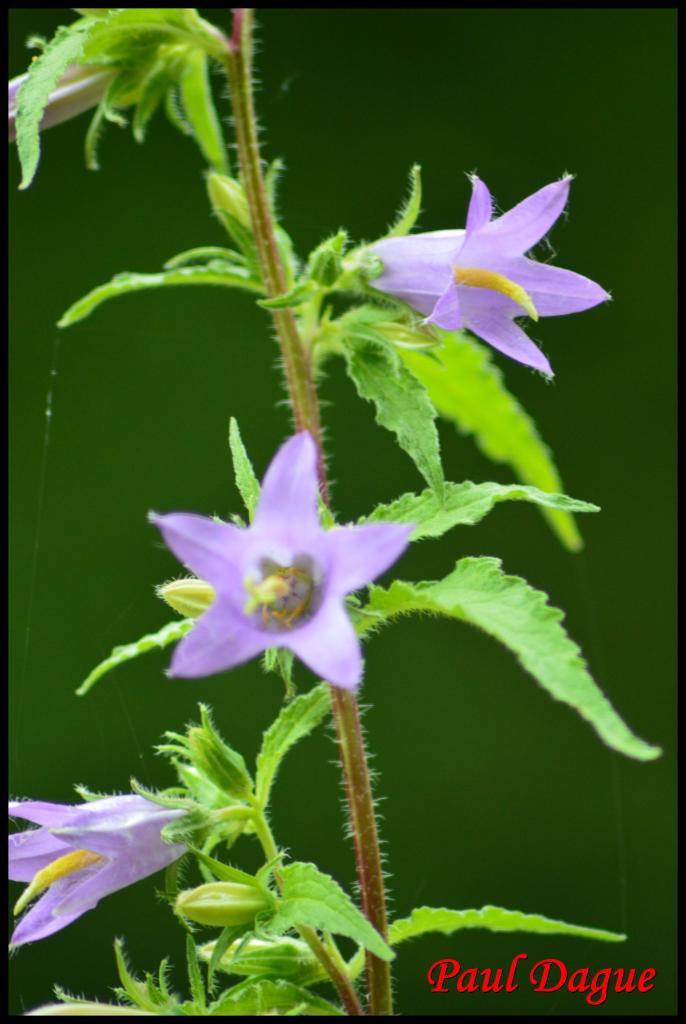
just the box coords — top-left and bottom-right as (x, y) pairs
(401, 331), (583, 550)
(367, 559), (660, 761)
(228, 418), (261, 521)
(385, 163), (422, 237)
(58, 264), (261, 328)
(269, 863), (393, 961)
(390, 906), (626, 945)
(362, 480), (598, 541)
(255, 684), (331, 807)
(76, 619), (193, 696)
(179, 49), (228, 173)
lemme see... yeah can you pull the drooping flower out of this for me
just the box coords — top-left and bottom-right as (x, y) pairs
(370, 175), (610, 376)
(150, 433), (412, 690)
(8, 795), (185, 946)
(8, 64), (113, 143)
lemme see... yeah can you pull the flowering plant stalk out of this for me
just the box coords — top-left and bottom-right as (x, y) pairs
(9, 7), (662, 1017)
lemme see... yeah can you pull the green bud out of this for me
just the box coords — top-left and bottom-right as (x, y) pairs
(372, 320), (440, 350)
(156, 577), (215, 619)
(198, 935), (322, 983)
(307, 230), (347, 287)
(186, 705), (254, 800)
(176, 881), (270, 927)
(207, 173), (250, 228)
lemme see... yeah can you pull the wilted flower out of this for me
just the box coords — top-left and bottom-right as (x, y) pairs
(371, 175), (610, 376)
(9, 795), (185, 946)
(150, 432), (411, 689)
(8, 63), (113, 142)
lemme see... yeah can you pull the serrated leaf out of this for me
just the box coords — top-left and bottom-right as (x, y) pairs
(209, 978), (343, 1016)
(342, 329), (444, 496)
(179, 49), (228, 173)
(228, 418), (261, 521)
(76, 619), (193, 696)
(385, 163), (422, 238)
(269, 862), (393, 961)
(255, 684), (331, 807)
(367, 559), (661, 762)
(401, 331), (583, 550)
(16, 21), (96, 189)
(361, 480), (598, 541)
(58, 265), (262, 328)
(390, 906), (626, 946)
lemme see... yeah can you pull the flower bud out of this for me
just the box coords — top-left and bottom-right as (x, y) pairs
(156, 577), (215, 619)
(176, 881), (270, 927)
(207, 173), (250, 228)
(307, 231), (347, 287)
(186, 705), (254, 800)
(198, 935), (321, 983)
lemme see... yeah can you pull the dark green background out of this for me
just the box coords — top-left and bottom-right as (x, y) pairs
(9, 8), (676, 1016)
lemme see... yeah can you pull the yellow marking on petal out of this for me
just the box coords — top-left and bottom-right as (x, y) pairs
(454, 266), (539, 321)
(13, 849), (105, 916)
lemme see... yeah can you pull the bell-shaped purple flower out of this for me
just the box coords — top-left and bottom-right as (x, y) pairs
(9, 795), (185, 946)
(150, 433), (412, 690)
(371, 176), (610, 376)
(8, 64), (113, 143)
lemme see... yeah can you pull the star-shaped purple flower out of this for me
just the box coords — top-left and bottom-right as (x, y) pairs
(9, 795), (185, 946)
(371, 175), (610, 376)
(150, 433), (412, 689)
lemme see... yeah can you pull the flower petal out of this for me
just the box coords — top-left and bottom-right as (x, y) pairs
(465, 175), (493, 236)
(253, 433), (321, 539)
(427, 281), (463, 331)
(9, 801), (75, 828)
(286, 600), (363, 690)
(149, 513), (245, 590)
(475, 177), (572, 257)
(9, 829), (70, 882)
(371, 231), (463, 316)
(52, 803), (185, 859)
(10, 878), (97, 946)
(323, 523), (412, 596)
(168, 597), (267, 678)
(462, 291), (553, 375)
(496, 256), (610, 316)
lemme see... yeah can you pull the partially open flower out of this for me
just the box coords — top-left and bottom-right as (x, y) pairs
(370, 176), (610, 376)
(8, 795), (185, 946)
(150, 433), (412, 690)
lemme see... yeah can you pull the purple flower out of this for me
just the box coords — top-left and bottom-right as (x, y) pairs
(9, 795), (185, 946)
(371, 176), (610, 376)
(8, 64), (113, 143)
(150, 433), (412, 690)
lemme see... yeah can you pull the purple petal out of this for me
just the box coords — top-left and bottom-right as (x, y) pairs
(149, 513), (246, 590)
(10, 874), (99, 946)
(495, 256), (610, 316)
(461, 291), (553, 376)
(465, 176), (493, 236)
(168, 597), (267, 678)
(427, 281), (463, 331)
(371, 231), (463, 316)
(286, 600), (363, 690)
(9, 800), (76, 828)
(472, 177), (572, 258)
(323, 523), (412, 596)
(253, 433), (321, 540)
(9, 829), (70, 882)
(52, 803), (185, 859)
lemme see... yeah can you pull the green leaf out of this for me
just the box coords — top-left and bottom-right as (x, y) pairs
(187, 848), (262, 888)
(385, 163), (422, 237)
(164, 247), (243, 269)
(58, 264), (262, 328)
(269, 862), (394, 961)
(209, 978), (343, 1016)
(255, 684), (331, 807)
(16, 21), (96, 189)
(389, 906), (626, 946)
(179, 49), (228, 173)
(261, 647), (295, 698)
(228, 418), (261, 522)
(257, 279), (317, 310)
(362, 480), (599, 541)
(76, 618), (193, 696)
(401, 331), (583, 550)
(186, 934), (206, 1013)
(82, 8), (226, 64)
(114, 939), (160, 1013)
(367, 559), (661, 762)
(342, 328), (444, 496)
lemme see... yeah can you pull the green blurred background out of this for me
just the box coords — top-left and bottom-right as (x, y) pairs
(9, 8), (675, 1016)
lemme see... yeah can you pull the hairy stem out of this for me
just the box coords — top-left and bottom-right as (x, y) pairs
(223, 10), (393, 1014)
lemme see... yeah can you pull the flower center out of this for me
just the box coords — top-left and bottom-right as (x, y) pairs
(453, 266), (539, 321)
(14, 848), (105, 916)
(244, 557), (317, 632)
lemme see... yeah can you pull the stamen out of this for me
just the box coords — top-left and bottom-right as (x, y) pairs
(454, 266), (539, 321)
(14, 849), (105, 915)
(244, 564), (314, 630)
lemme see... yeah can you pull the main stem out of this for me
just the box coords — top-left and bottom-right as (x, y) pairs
(224, 10), (393, 1015)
